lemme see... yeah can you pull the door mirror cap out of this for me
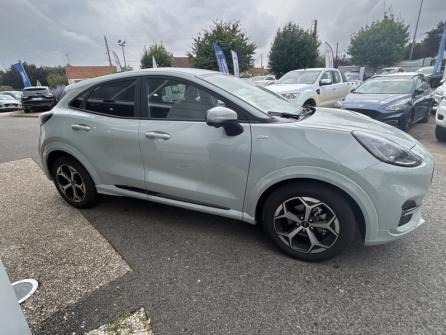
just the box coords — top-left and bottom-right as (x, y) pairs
(320, 78), (332, 86)
(206, 106), (238, 127)
(206, 106), (243, 136)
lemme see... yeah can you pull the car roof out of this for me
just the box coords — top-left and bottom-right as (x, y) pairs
(372, 72), (420, 79)
(23, 86), (49, 90)
(66, 67), (219, 91)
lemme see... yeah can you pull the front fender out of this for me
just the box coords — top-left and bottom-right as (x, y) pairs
(296, 89), (318, 106)
(243, 166), (379, 242)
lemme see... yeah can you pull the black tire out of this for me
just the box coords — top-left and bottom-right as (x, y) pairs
(420, 104), (433, 123)
(261, 181), (356, 262)
(51, 156), (97, 208)
(401, 111), (414, 131)
(303, 99), (316, 108)
(24, 108), (30, 113)
(436, 126), (446, 142)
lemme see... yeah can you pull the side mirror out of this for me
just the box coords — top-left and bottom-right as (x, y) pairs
(206, 106), (243, 136)
(319, 78), (332, 86)
(350, 88), (356, 93)
(414, 88), (424, 96)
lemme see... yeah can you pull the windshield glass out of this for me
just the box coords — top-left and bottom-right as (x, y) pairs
(203, 74), (298, 117)
(355, 78), (412, 94)
(277, 70), (321, 84)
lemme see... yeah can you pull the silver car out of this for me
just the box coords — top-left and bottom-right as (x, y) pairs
(39, 68), (434, 261)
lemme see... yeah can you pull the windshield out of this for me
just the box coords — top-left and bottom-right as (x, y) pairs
(355, 78), (413, 94)
(278, 70), (321, 85)
(203, 74), (298, 117)
(378, 68), (397, 74)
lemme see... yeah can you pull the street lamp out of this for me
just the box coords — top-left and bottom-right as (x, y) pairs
(117, 39), (127, 68)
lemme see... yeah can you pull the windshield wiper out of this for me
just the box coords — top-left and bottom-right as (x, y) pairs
(268, 106), (316, 120)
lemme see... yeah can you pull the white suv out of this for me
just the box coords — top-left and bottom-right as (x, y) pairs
(436, 98), (446, 142)
(39, 68), (433, 261)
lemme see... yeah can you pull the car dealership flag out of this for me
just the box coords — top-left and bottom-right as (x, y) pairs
(13, 62), (31, 88)
(112, 51), (122, 72)
(324, 42), (334, 68)
(152, 56), (157, 68)
(433, 23), (446, 78)
(231, 50), (240, 77)
(213, 42), (229, 74)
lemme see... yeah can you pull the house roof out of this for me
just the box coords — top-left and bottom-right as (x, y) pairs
(172, 57), (192, 68)
(65, 65), (116, 80)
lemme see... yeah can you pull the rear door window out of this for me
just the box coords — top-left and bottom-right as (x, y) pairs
(84, 80), (136, 117)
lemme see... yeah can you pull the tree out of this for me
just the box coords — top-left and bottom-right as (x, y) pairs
(268, 22), (320, 78)
(348, 15), (409, 69)
(141, 44), (173, 68)
(0, 63), (66, 88)
(405, 21), (445, 59)
(188, 21), (256, 73)
(47, 72), (68, 87)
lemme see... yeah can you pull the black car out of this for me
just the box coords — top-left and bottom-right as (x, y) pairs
(21, 86), (55, 113)
(340, 73), (434, 130)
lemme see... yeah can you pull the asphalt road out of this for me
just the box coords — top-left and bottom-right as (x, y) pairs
(1, 114), (445, 335)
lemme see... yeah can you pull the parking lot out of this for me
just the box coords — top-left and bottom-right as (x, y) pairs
(1, 112), (446, 334)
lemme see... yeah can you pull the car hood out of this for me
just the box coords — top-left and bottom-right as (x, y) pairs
(267, 83), (312, 94)
(298, 107), (418, 149)
(342, 93), (411, 106)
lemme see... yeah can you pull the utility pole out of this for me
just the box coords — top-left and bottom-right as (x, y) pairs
(335, 43), (338, 67)
(409, 0), (424, 60)
(313, 20), (318, 39)
(104, 36), (112, 66)
(117, 40), (127, 68)
(64, 53), (71, 65)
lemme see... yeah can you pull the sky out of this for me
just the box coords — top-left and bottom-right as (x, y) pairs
(1, 0), (445, 70)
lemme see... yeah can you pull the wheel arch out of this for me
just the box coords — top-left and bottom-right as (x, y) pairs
(44, 146), (100, 185)
(252, 175), (376, 241)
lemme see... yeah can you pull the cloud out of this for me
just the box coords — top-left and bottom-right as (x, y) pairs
(0, 0), (444, 69)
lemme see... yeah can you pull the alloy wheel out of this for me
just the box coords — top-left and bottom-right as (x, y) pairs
(273, 196), (340, 253)
(55, 164), (86, 203)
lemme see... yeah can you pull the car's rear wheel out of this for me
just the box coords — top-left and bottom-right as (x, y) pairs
(51, 156), (97, 208)
(24, 108), (30, 113)
(420, 103), (433, 123)
(261, 182), (356, 261)
(436, 126), (446, 142)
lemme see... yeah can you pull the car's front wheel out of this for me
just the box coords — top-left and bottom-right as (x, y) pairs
(51, 156), (97, 208)
(436, 126), (446, 142)
(262, 182), (356, 261)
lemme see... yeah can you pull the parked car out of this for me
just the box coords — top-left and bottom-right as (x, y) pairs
(248, 75), (276, 87)
(21, 86), (55, 113)
(0, 94), (21, 112)
(267, 68), (360, 108)
(339, 73), (433, 130)
(376, 67), (404, 75)
(435, 97), (446, 142)
(0, 90), (23, 100)
(39, 68), (433, 261)
(432, 80), (446, 111)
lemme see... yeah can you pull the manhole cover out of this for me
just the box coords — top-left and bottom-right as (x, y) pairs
(12, 279), (38, 304)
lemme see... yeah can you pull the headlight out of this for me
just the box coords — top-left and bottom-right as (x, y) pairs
(352, 131), (422, 167)
(385, 100), (410, 111)
(282, 92), (300, 99)
(335, 99), (344, 108)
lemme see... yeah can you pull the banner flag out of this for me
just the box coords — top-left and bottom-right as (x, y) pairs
(324, 42), (334, 68)
(433, 23), (446, 78)
(152, 56), (158, 68)
(213, 42), (229, 74)
(231, 50), (240, 77)
(112, 51), (122, 72)
(13, 63), (31, 88)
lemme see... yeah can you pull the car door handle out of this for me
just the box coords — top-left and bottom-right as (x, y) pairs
(71, 124), (91, 131)
(145, 131), (171, 140)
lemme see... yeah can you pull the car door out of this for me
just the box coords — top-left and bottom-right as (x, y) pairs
(318, 71), (335, 107)
(331, 70), (347, 102)
(413, 77), (431, 122)
(138, 76), (252, 212)
(63, 78), (145, 190)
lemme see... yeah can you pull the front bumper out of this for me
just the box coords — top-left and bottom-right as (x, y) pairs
(343, 106), (408, 128)
(356, 143), (434, 245)
(0, 104), (21, 111)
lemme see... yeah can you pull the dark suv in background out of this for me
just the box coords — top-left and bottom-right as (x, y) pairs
(21, 86), (55, 113)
